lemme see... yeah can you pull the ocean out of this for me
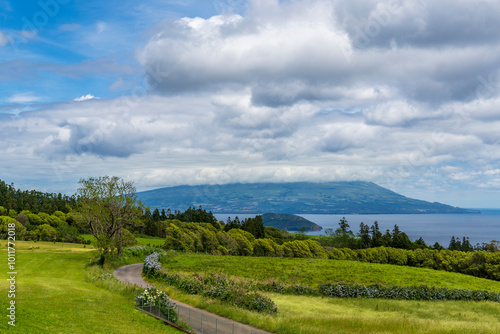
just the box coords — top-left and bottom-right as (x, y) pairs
(214, 210), (500, 247)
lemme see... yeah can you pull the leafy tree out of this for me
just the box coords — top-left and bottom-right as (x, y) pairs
(77, 176), (143, 260)
(37, 224), (58, 241)
(264, 226), (284, 244)
(0, 216), (27, 239)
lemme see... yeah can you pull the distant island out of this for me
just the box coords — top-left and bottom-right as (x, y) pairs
(262, 213), (323, 231)
(137, 181), (479, 214)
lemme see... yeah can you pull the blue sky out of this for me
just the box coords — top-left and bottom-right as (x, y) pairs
(1, 0), (500, 208)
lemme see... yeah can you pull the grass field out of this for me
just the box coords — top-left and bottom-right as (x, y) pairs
(0, 241), (180, 334)
(136, 237), (165, 247)
(80, 234), (165, 247)
(144, 251), (500, 333)
(151, 277), (500, 334)
(159, 252), (500, 292)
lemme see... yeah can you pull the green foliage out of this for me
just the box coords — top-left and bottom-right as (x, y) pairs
(135, 287), (178, 322)
(37, 223), (58, 241)
(148, 269), (278, 313)
(319, 283), (500, 302)
(282, 240), (314, 258)
(77, 176), (144, 259)
(241, 215), (265, 238)
(264, 226), (284, 244)
(227, 229), (254, 255)
(0, 179), (76, 214)
(253, 238), (283, 257)
(0, 216), (27, 239)
(170, 206), (219, 229)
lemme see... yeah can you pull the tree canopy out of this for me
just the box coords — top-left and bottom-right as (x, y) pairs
(77, 176), (142, 260)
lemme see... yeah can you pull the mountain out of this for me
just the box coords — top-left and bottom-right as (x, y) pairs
(136, 181), (479, 214)
(262, 213), (323, 231)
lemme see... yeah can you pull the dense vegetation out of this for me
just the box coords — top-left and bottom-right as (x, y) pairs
(0, 179), (76, 214)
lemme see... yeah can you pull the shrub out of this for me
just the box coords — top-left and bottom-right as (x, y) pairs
(143, 252), (162, 277)
(136, 287), (178, 322)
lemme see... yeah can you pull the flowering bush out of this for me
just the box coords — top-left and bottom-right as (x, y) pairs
(143, 252), (162, 277)
(318, 283), (500, 302)
(155, 270), (278, 313)
(136, 286), (178, 322)
(99, 273), (113, 280)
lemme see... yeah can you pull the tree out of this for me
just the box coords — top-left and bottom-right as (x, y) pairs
(370, 221), (383, 247)
(358, 222), (371, 249)
(334, 217), (354, 248)
(77, 176), (143, 261)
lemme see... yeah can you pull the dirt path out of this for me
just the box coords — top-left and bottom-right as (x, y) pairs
(113, 263), (272, 334)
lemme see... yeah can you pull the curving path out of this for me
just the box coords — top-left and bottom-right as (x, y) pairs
(114, 264), (272, 334)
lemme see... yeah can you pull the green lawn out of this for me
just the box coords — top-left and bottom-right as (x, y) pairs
(0, 241), (180, 334)
(159, 252), (500, 292)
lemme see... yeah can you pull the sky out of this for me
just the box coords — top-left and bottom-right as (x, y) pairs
(0, 0), (500, 208)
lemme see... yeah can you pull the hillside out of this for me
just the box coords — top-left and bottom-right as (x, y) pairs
(262, 213), (323, 231)
(136, 181), (479, 214)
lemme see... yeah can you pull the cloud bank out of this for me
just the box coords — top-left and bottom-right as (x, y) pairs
(2, 0), (500, 207)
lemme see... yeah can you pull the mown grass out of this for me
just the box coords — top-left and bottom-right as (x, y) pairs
(159, 252), (500, 292)
(0, 241), (181, 334)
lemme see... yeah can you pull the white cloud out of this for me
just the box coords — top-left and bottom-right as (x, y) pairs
(2, 0), (500, 208)
(73, 94), (99, 102)
(5, 92), (42, 103)
(0, 31), (8, 46)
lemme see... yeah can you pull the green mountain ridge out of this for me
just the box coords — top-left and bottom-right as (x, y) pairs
(136, 181), (479, 214)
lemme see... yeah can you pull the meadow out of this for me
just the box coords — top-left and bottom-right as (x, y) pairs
(147, 251), (500, 334)
(0, 241), (180, 334)
(2, 237), (500, 334)
(159, 252), (500, 292)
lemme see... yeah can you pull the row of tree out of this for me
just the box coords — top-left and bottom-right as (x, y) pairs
(0, 179), (76, 214)
(317, 217), (492, 253)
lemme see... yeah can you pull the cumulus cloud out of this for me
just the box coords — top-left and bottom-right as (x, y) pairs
(139, 0), (500, 108)
(73, 94), (98, 102)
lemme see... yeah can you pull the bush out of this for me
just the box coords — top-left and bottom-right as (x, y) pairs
(136, 287), (178, 322)
(154, 270), (278, 313)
